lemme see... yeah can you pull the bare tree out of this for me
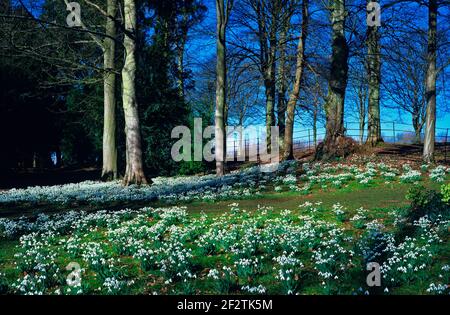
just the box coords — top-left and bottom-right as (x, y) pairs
(102, 0), (119, 180)
(122, 0), (147, 185)
(175, 0), (207, 101)
(304, 70), (327, 147)
(215, 0), (233, 176)
(254, 0), (279, 154)
(423, 0), (438, 162)
(276, 12), (292, 148)
(316, 0), (349, 159)
(384, 40), (427, 144)
(284, 0), (308, 160)
(62, 0), (121, 179)
(348, 58), (368, 145)
(8, 0), (121, 179)
(231, 0), (296, 154)
(365, 0), (383, 146)
(382, 0), (449, 160)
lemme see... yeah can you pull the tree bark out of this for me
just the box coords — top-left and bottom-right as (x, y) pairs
(277, 21), (289, 149)
(326, 0), (347, 140)
(423, 0), (437, 163)
(122, 0), (147, 185)
(365, 0), (383, 146)
(177, 38), (186, 100)
(215, 0), (233, 176)
(101, 0), (118, 181)
(412, 111), (422, 144)
(317, 0), (349, 160)
(265, 78), (276, 154)
(284, 0), (308, 160)
(313, 108), (317, 146)
(253, 0), (278, 155)
(359, 118), (365, 145)
(177, 10), (188, 100)
(357, 81), (367, 145)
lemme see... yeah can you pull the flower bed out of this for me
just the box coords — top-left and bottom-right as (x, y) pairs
(0, 162), (447, 207)
(0, 200), (448, 295)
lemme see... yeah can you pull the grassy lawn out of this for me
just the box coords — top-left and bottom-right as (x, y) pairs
(184, 179), (443, 214)
(0, 176), (442, 219)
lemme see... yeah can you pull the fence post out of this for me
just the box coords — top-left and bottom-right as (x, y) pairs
(256, 131), (260, 163)
(392, 122), (396, 143)
(233, 138), (237, 162)
(307, 129), (311, 150)
(445, 128), (449, 163)
(245, 137), (248, 161)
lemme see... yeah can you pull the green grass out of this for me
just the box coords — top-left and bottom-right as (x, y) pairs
(0, 172), (448, 295)
(0, 172), (445, 219)
(184, 178), (443, 214)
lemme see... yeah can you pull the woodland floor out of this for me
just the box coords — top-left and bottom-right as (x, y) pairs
(0, 150), (448, 295)
(1, 142), (449, 191)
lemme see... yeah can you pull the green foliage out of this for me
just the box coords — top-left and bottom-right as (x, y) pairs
(60, 86), (103, 166)
(441, 183), (450, 204)
(178, 161), (210, 175)
(406, 185), (449, 223)
(136, 29), (189, 176)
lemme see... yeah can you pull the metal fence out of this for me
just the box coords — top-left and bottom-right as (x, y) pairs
(225, 121), (450, 162)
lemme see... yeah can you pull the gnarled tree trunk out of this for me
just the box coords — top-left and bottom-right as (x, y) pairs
(423, 0), (437, 163)
(316, 0), (351, 160)
(122, 0), (147, 185)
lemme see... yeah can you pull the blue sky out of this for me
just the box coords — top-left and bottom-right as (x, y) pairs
(17, 0), (449, 144)
(186, 0), (449, 144)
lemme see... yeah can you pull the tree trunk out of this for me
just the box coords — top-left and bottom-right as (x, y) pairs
(284, 0), (308, 160)
(365, 0), (383, 146)
(265, 79), (276, 154)
(101, 0), (118, 181)
(359, 118), (365, 145)
(326, 0), (347, 139)
(317, 0), (349, 160)
(177, 10), (188, 100)
(277, 21), (289, 149)
(253, 0), (279, 155)
(358, 85), (366, 145)
(412, 112), (422, 144)
(423, 0), (437, 163)
(215, 0), (232, 176)
(313, 109), (317, 146)
(122, 0), (147, 185)
(177, 40), (186, 100)
(238, 123), (244, 158)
